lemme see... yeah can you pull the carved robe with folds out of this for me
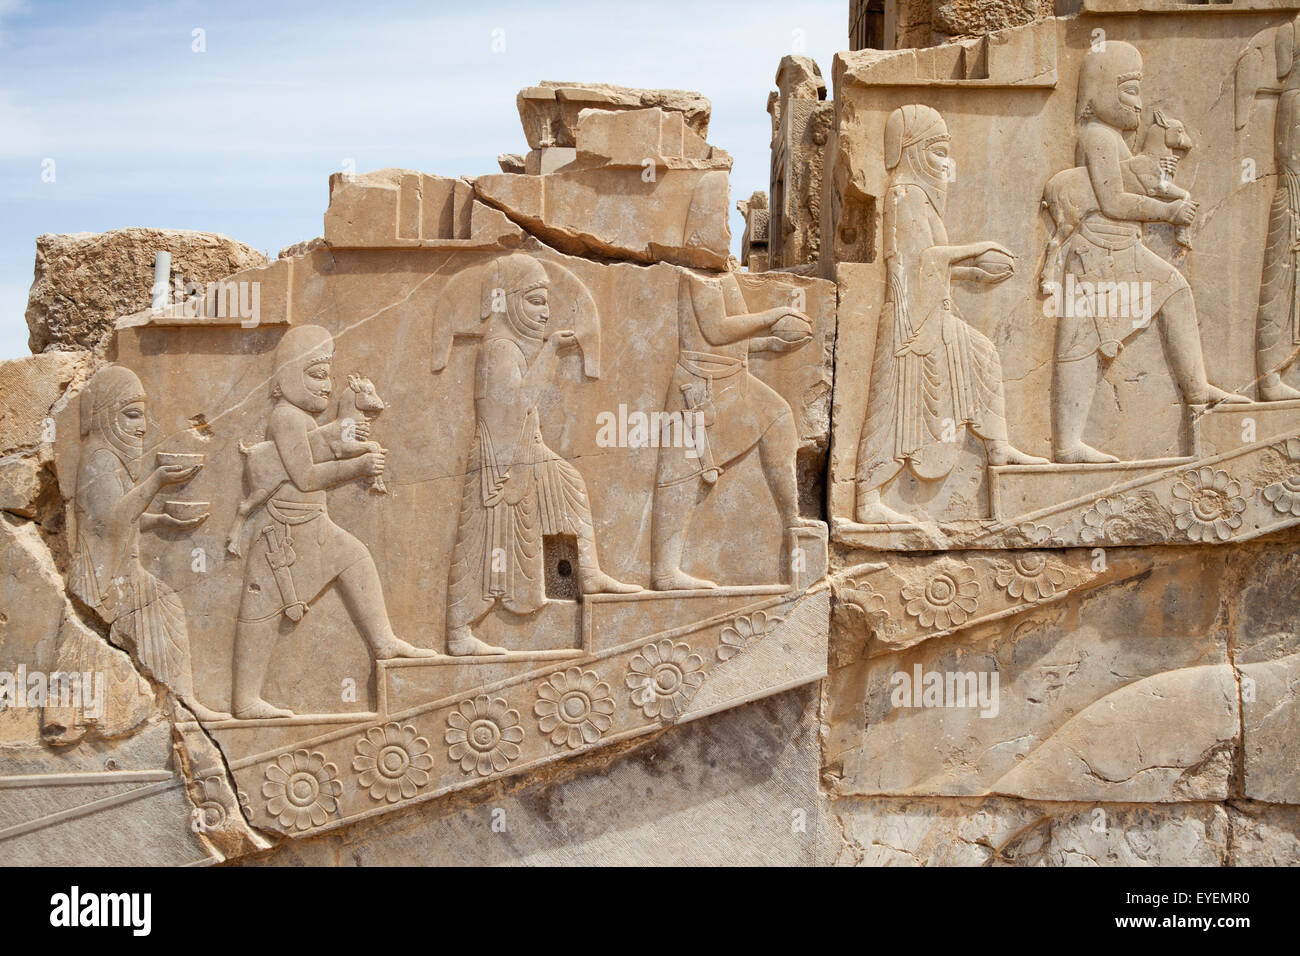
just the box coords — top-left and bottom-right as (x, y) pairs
(855, 182), (1010, 495)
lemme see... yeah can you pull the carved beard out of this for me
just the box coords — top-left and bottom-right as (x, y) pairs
(1092, 85), (1141, 132)
(276, 355), (333, 414)
(894, 140), (949, 218)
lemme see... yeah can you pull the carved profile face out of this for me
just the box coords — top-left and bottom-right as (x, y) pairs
(272, 324), (336, 414)
(295, 359), (333, 414)
(1077, 41), (1143, 132)
(923, 138), (951, 181)
(520, 285), (550, 328)
(1115, 75), (1142, 131)
(116, 400), (147, 448)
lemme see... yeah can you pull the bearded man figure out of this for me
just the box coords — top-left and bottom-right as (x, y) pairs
(445, 254), (638, 657)
(69, 364), (228, 721)
(1052, 41), (1248, 463)
(231, 325), (438, 720)
(855, 104), (1044, 526)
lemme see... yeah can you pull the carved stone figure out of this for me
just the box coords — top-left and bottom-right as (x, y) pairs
(230, 325), (438, 720)
(226, 373), (386, 556)
(441, 254), (638, 656)
(1051, 41), (1249, 464)
(651, 266), (820, 588)
(68, 364), (228, 721)
(1236, 15), (1300, 401)
(854, 104), (1044, 526)
(1041, 108), (1195, 293)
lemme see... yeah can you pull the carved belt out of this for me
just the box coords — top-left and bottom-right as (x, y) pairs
(1077, 220), (1141, 253)
(266, 498), (325, 526)
(678, 350), (744, 379)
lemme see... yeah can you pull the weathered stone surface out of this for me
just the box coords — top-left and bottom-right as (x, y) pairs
(518, 82), (711, 150)
(474, 107), (733, 270)
(3, 5), (1300, 869)
(1228, 802), (1300, 866)
(20, 109), (832, 842)
(0, 353), (89, 456)
(25, 229), (267, 353)
(241, 685), (829, 866)
(828, 16), (1300, 552)
(826, 545), (1239, 801)
(765, 57), (835, 272)
(829, 796), (1229, 865)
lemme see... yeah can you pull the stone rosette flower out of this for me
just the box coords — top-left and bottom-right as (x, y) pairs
(901, 563), (980, 630)
(353, 722), (434, 802)
(718, 611), (773, 662)
(534, 667), (615, 749)
(626, 639), (706, 720)
(1005, 522), (1056, 548)
(994, 552), (1066, 602)
(1262, 438), (1300, 517)
(1169, 467), (1247, 542)
(1079, 495), (1137, 545)
(262, 749), (342, 832)
(446, 695), (524, 776)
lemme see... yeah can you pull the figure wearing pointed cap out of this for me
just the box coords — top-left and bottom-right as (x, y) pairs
(855, 104), (1045, 525)
(68, 364), (228, 721)
(445, 254), (638, 656)
(1052, 41), (1248, 463)
(231, 325), (439, 720)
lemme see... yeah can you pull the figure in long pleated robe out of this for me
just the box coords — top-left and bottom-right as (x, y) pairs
(445, 255), (638, 656)
(67, 364), (228, 721)
(855, 105), (1044, 525)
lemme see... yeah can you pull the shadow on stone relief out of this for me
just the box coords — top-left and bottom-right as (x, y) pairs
(2, 4), (1299, 868)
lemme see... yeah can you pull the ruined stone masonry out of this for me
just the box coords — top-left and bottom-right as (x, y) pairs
(2, 1), (1298, 866)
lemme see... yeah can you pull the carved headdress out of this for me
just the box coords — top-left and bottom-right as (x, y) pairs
(1077, 41), (1143, 130)
(484, 253), (550, 343)
(431, 253), (601, 378)
(271, 325), (335, 412)
(79, 364), (147, 474)
(884, 104), (951, 216)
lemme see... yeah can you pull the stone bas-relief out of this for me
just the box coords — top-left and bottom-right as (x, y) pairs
(829, 13), (1300, 552)
(0, 82), (833, 846)
(2, 5), (1299, 868)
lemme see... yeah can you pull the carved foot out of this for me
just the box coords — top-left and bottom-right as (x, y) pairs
(232, 699), (295, 720)
(188, 701), (233, 722)
(854, 499), (915, 525)
(373, 637), (444, 660)
(787, 516), (823, 529)
(580, 570), (642, 595)
(987, 442), (1049, 466)
(1203, 385), (1252, 405)
(446, 626), (507, 656)
(1053, 443), (1120, 464)
(651, 569), (718, 591)
(1259, 376), (1300, 401)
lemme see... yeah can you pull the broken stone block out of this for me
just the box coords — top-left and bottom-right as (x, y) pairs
(0, 352), (90, 456)
(322, 169), (525, 250)
(517, 82), (711, 150)
(473, 109), (734, 271)
(738, 191), (770, 273)
(25, 229), (267, 353)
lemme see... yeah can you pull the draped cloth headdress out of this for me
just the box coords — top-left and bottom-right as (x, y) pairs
(431, 253), (601, 378)
(884, 104), (951, 217)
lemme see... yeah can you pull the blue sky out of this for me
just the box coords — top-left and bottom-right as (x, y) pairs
(0, 0), (844, 358)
